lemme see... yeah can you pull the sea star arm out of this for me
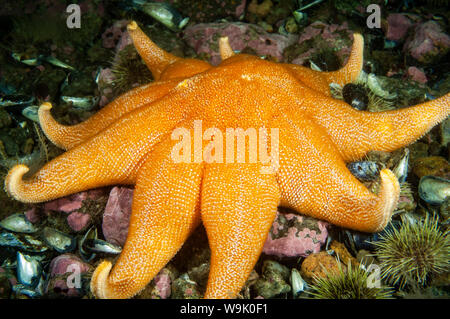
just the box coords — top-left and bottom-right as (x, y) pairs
(128, 21), (211, 80)
(39, 79), (179, 150)
(91, 139), (203, 299)
(282, 33), (364, 94)
(322, 33), (364, 86)
(289, 91), (450, 161)
(5, 95), (188, 203)
(275, 114), (399, 233)
(201, 163), (280, 298)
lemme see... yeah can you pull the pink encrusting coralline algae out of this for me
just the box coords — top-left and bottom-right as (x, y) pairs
(262, 211), (328, 258)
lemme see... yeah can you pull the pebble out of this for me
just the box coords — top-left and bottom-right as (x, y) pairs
(183, 22), (297, 65)
(404, 21), (450, 64)
(253, 260), (291, 298)
(102, 186), (133, 247)
(412, 156), (450, 179)
(300, 251), (341, 282)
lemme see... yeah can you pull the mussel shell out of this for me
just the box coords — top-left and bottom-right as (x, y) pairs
(0, 213), (38, 233)
(0, 94), (35, 107)
(22, 105), (39, 123)
(293, 10), (307, 24)
(12, 284), (42, 298)
(347, 161), (379, 181)
(392, 149), (409, 183)
(78, 226), (97, 262)
(291, 268), (307, 298)
(85, 239), (122, 254)
(0, 232), (48, 253)
(343, 220), (401, 253)
(41, 227), (76, 253)
(342, 83), (369, 111)
(60, 96), (99, 110)
(141, 2), (188, 31)
(419, 175), (450, 205)
(16, 252), (42, 288)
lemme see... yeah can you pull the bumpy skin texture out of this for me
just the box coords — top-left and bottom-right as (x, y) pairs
(5, 21), (449, 299)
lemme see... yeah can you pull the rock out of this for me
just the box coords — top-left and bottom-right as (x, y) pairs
(0, 108), (12, 128)
(240, 270), (259, 299)
(183, 22), (297, 65)
(253, 260), (291, 298)
(300, 251), (341, 282)
(385, 13), (413, 41)
(153, 269), (172, 299)
(412, 156), (450, 179)
(404, 21), (450, 64)
(407, 66), (427, 84)
(25, 207), (41, 224)
(329, 241), (358, 267)
(397, 185), (417, 214)
(137, 267), (175, 299)
(409, 142), (429, 162)
(49, 254), (91, 277)
(97, 67), (116, 107)
(102, 186), (134, 247)
(187, 262), (210, 289)
(154, 0), (247, 23)
(46, 254), (92, 298)
(284, 21), (354, 69)
(66, 211), (91, 232)
(102, 20), (129, 49)
(440, 118), (450, 147)
(171, 274), (202, 299)
(44, 189), (106, 214)
(262, 210), (328, 258)
(0, 272), (11, 299)
(248, 0), (273, 17)
(440, 197), (450, 220)
(136, 266), (178, 299)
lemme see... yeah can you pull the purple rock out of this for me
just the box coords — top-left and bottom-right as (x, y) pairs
(386, 14), (413, 41)
(183, 22), (297, 65)
(290, 21), (353, 66)
(49, 254), (91, 277)
(25, 207), (40, 224)
(153, 269), (172, 299)
(47, 255), (92, 297)
(262, 210), (328, 258)
(404, 21), (450, 64)
(102, 186), (134, 247)
(96, 67), (116, 107)
(67, 211), (91, 232)
(46, 278), (81, 297)
(102, 20), (129, 49)
(44, 189), (106, 214)
(407, 66), (428, 83)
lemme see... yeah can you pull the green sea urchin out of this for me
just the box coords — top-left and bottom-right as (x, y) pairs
(373, 215), (450, 288)
(110, 45), (153, 95)
(307, 261), (393, 299)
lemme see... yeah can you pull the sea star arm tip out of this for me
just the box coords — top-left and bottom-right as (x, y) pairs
(90, 260), (114, 299)
(219, 36), (235, 61)
(277, 115), (399, 233)
(5, 164), (31, 203)
(375, 168), (400, 231)
(38, 80), (180, 150)
(91, 138), (203, 299)
(323, 32), (364, 86)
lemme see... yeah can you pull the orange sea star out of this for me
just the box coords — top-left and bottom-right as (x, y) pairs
(4, 21), (449, 299)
